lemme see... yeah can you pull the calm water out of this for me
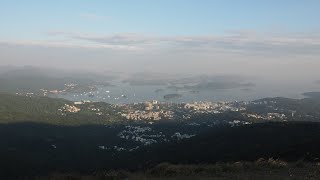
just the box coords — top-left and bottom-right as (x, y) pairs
(50, 80), (320, 104)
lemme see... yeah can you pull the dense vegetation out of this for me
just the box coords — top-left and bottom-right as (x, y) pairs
(0, 93), (122, 125)
(22, 161), (320, 179)
(0, 121), (320, 179)
(0, 93), (68, 122)
(247, 96), (320, 121)
(2, 89), (320, 178)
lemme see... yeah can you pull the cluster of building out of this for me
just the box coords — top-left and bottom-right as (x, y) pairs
(242, 99), (289, 121)
(118, 100), (253, 121)
(86, 104), (104, 116)
(120, 100), (174, 121)
(180, 100), (292, 123)
(245, 113), (266, 119)
(39, 83), (96, 97)
(184, 102), (215, 111)
(171, 132), (195, 140)
(52, 93), (292, 123)
(184, 101), (246, 113)
(74, 101), (105, 116)
(39, 89), (48, 96)
(15, 92), (35, 97)
(118, 126), (164, 146)
(73, 100), (91, 105)
(98, 145), (140, 152)
(121, 110), (174, 121)
(65, 83), (78, 88)
(244, 112), (287, 121)
(58, 104), (81, 113)
(267, 113), (287, 120)
(39, 88), (68, 96)
(228, 120), (252, 127)
(115, 125), (197, 148)
(144, 100), (160, 110)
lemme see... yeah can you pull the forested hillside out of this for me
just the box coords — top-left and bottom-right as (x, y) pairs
(0, 93), (122, 125)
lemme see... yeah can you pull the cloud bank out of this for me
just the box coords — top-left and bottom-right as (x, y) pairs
(42, 31), (320, 56)
(1, 31), (320, 81)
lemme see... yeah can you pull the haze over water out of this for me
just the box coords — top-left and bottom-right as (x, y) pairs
(51, 79), (320, 104)
(1, 1), (320, 103)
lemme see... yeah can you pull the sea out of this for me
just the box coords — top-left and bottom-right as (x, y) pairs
(49, 80), (320, 104)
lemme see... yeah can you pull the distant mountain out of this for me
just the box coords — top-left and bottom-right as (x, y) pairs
(303, 92), (320, 98)
(0, 65), (18, 74)
(184, 81), (255, 90)
(0, 66), (116, 93)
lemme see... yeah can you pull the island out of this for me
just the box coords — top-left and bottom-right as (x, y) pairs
(163, 93), (182, 100)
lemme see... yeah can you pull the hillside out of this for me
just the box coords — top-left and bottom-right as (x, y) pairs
(0, 93), (122, 125)
(0, 122), (320, 179)
(0, 93), (68, 122)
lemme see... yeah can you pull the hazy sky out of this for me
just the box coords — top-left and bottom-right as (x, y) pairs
(1, 0), (320, 80)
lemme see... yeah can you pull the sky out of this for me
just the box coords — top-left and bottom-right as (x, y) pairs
(0, 0), (320, 80)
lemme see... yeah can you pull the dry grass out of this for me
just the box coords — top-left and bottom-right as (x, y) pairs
(29, 159), (320, 180)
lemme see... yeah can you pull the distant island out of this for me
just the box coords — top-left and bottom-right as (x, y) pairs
(189, 90), (200, 94)
(155, 89), (164, 93)
(163, 93), (182, 100)
(302, 92), (320, 98)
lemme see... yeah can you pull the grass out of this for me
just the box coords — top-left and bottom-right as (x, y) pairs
(28, 159), (320, 180)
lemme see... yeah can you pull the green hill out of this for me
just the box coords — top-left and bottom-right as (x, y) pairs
(0, 93), (68, 122)
(0, 93), (122, 125)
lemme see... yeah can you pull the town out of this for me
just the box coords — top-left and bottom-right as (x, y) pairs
(53, 97), (291, 126)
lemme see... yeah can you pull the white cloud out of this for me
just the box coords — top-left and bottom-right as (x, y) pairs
(45, 31), (320, 56)
(0, 40), (142, 51)
(1, 31), (320, 80)
(2, 31), (320, 57)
